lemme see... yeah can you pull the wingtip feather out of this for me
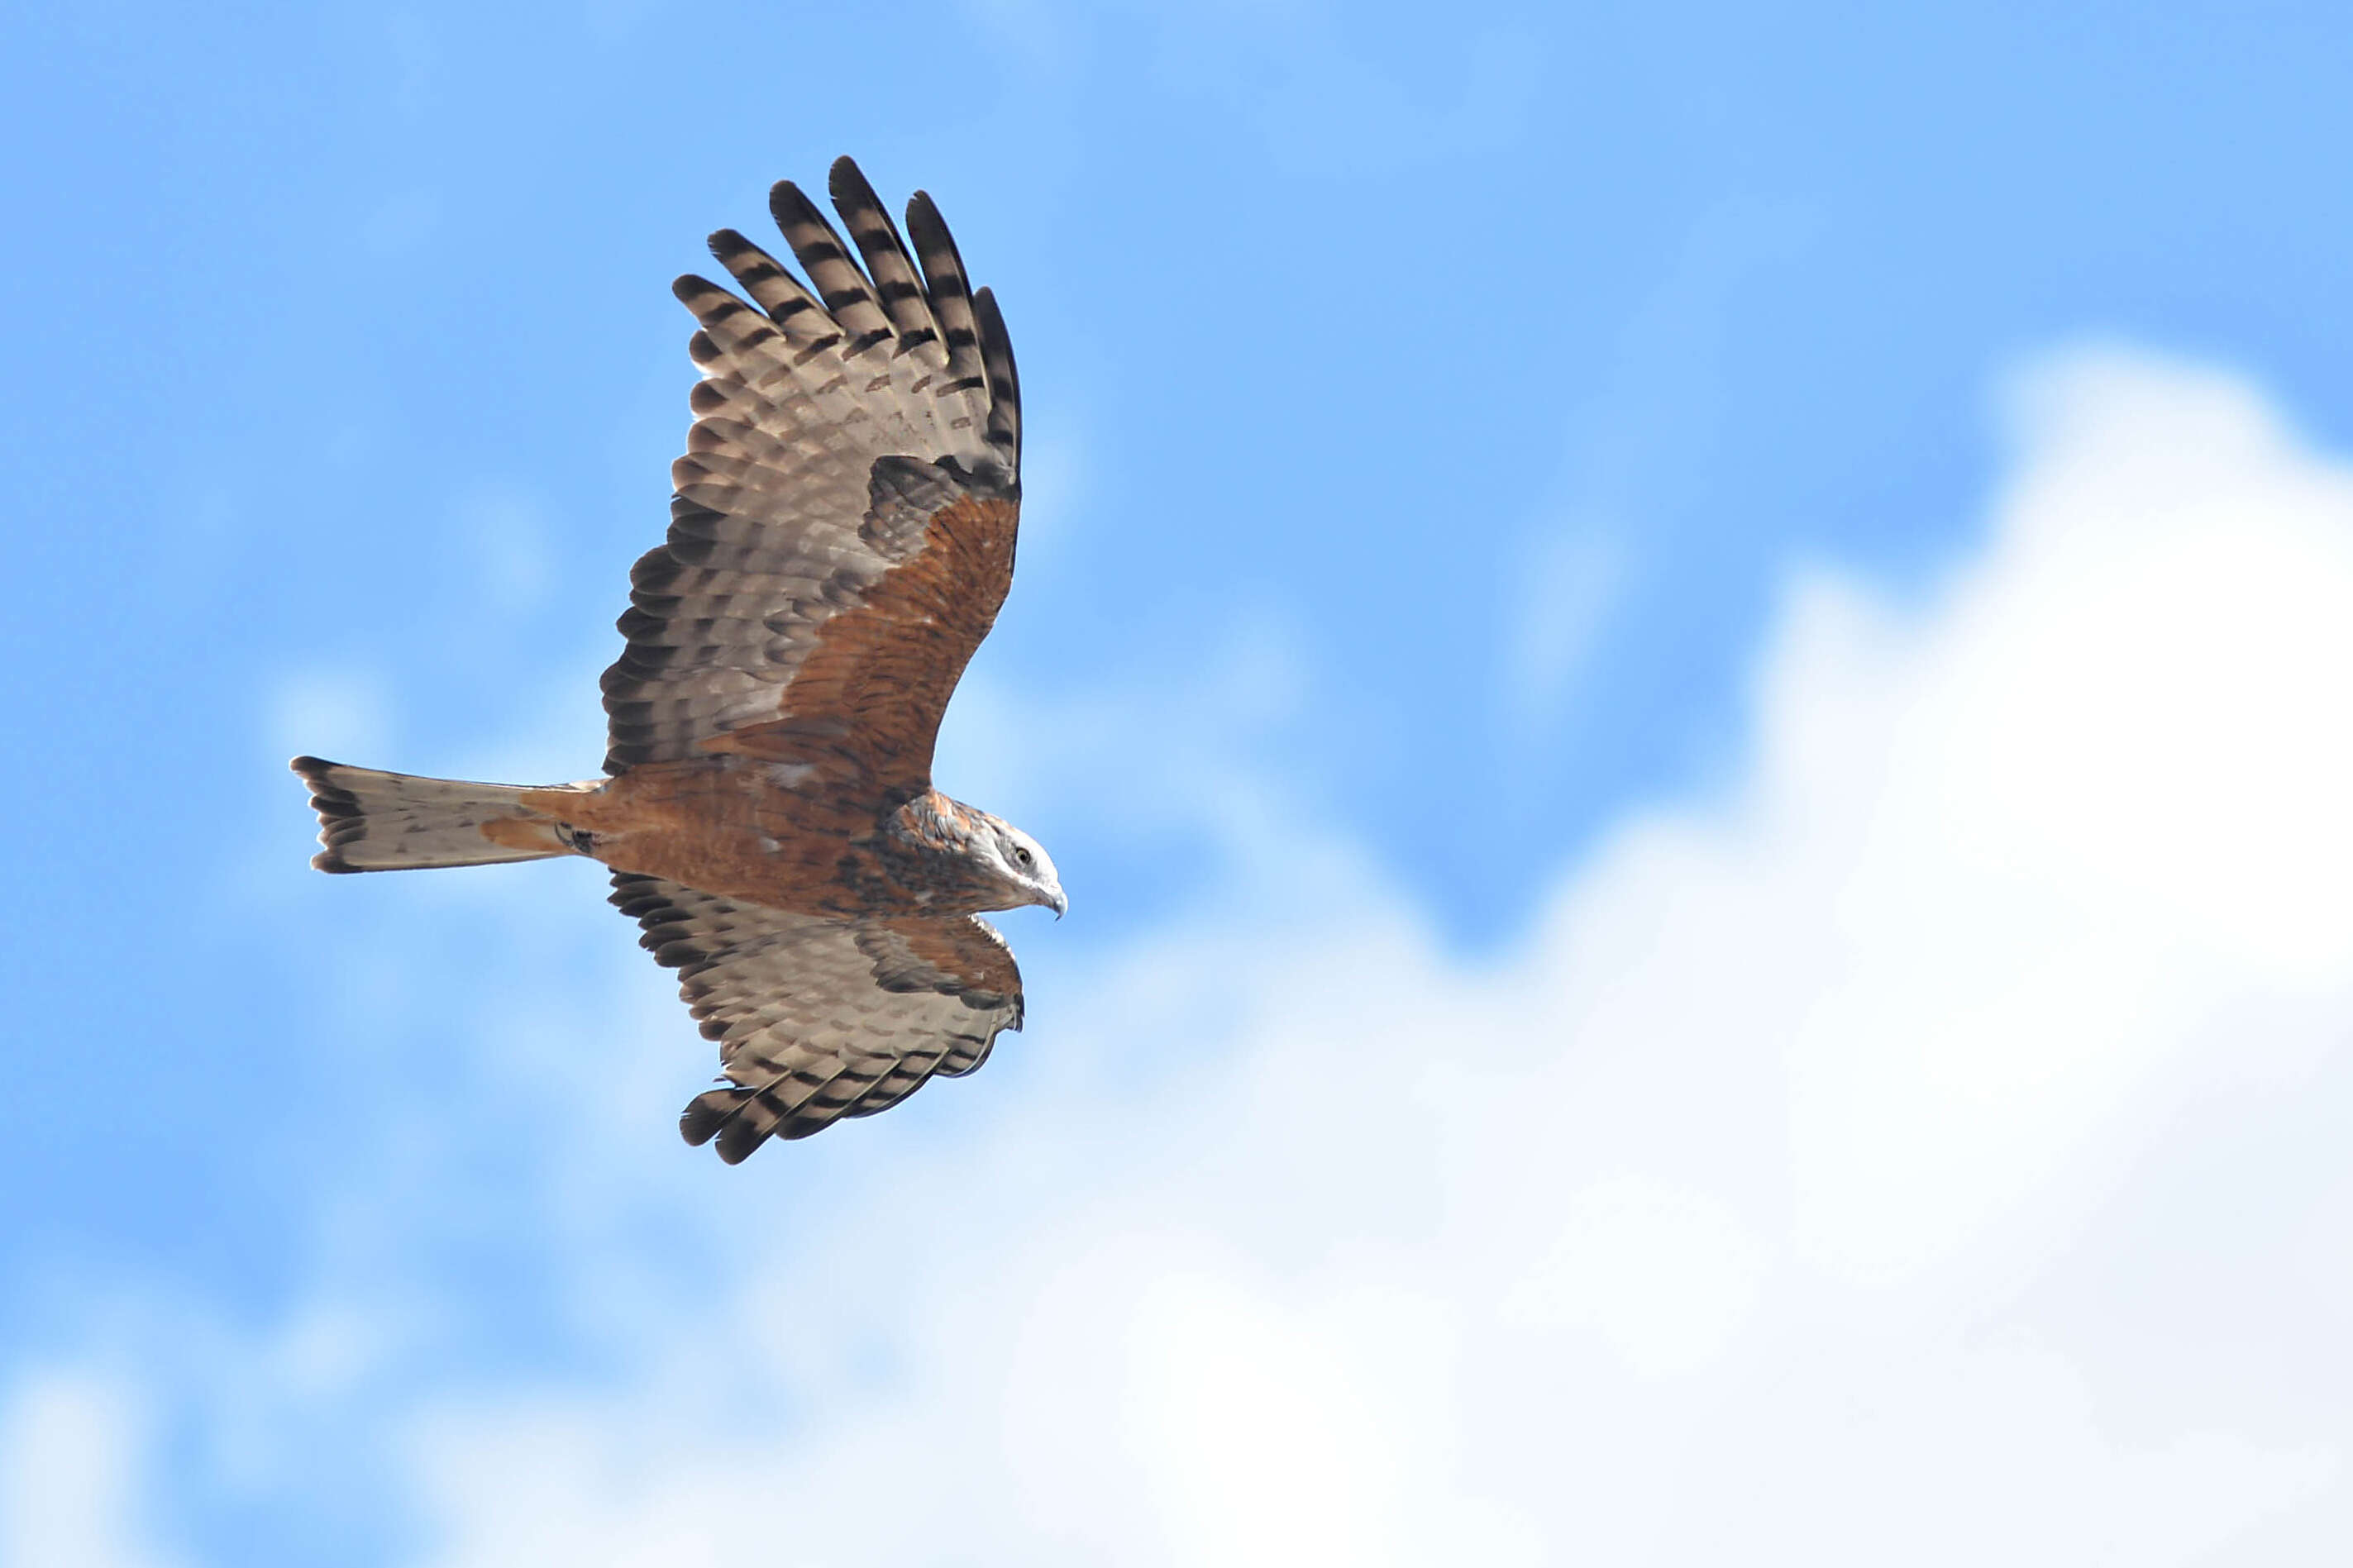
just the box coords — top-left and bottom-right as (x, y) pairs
(680, 1087), (733, 1146)
(767, 178), (816, 230)
(681, 1086), (763, 1163)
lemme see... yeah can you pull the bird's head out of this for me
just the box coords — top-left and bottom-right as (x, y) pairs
(967, 810), (1067, 917)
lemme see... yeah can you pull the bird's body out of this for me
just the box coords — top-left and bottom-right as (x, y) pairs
(292, 159), (1063, 1163)
(506, 763), (1030, 922)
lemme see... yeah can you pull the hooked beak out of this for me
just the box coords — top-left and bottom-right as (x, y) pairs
(1048, 887), (1068, 919)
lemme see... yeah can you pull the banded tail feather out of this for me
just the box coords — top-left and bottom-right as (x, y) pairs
(289, 756), (598, 873)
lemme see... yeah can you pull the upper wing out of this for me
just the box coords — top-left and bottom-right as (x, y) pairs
(603, 156), (1024, 794)
(611, 873), (1024, 1164)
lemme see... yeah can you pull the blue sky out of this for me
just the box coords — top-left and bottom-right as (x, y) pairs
(5, 2), (2353, 1563)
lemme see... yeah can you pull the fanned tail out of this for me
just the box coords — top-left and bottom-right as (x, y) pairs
(289, 756), (597, 873)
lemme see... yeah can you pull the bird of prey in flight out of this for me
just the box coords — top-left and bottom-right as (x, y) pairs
(292, 158), (1062, 1164)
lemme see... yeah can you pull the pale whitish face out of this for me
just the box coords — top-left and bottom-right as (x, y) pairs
(976, 818), (1067, 917)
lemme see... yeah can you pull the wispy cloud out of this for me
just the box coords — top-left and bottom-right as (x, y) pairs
(1501, 522), (1622, 729)
(388, 346), (2353, 1561)
(32, 346), (2353, 1562)
(1, 1370), (179, 1568)
(962, 0), (1544, 175)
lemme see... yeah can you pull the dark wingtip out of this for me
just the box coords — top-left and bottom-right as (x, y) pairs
(904, 190), (942, 243)
(767, 179), (814, 227)
(828, 158), (892, 230)
(715, 1121), (764, 1165)
(680, 1094), (725, 1147)
(681, 1086), (757, 1161)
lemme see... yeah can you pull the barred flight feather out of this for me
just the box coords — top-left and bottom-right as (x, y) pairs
(613, 874), (1022, 1163)
(827, 158), (949, 368)
(904, 190), (988, 391)
(604, 160), (1014, 775)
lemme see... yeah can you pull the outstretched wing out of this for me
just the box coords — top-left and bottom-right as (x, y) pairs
(602, 157), (1024, 797)
(611, 874), (1024, 1164)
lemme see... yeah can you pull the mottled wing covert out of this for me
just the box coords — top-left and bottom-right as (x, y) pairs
(603, 156), (1024, 791)
(611, 874), (1024, 1164)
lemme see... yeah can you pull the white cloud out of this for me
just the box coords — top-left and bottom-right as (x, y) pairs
(1498, 1174), (1765, 1375)
(0, 1371), (179, 1568)
(448, 486), (553, 617)
(360, 344), (2353, 1564)
(264, 666), (394, 770)
(47, 343), (2353, 1563)
(963, 1), (1543, 176)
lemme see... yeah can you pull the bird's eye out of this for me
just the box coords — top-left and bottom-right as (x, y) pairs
(1014, 846), (1033, 866)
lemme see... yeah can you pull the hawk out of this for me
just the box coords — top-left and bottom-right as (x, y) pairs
(291, 159), (1063, 1164)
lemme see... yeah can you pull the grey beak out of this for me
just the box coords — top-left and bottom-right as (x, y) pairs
(1050, 889), (1068, 919)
